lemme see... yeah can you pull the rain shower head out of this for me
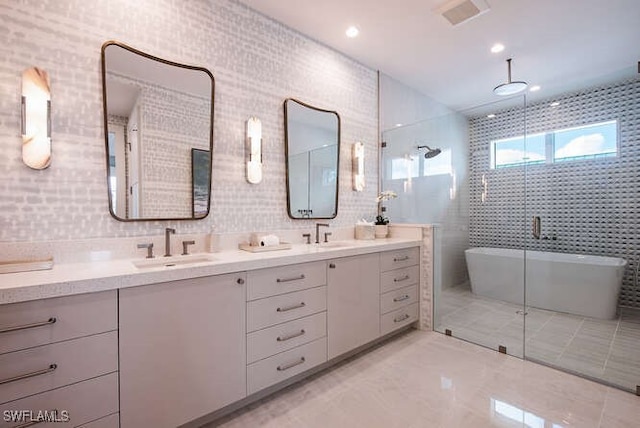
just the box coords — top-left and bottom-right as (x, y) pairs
(417, 145), (442, 159)
(494, 58), (527, 96)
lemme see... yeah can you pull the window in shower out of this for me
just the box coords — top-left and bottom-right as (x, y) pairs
(390, 155), (419, 179)
(491, 132), (546, 168)
(553, 120), (618, 162)
(491, 120), (618, 169)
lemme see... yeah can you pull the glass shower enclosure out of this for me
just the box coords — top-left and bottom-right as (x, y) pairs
(381, 80), (640, 394)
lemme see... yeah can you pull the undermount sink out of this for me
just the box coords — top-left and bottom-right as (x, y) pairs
(132, 254), (216, 269)
(315, 241), (353, 249)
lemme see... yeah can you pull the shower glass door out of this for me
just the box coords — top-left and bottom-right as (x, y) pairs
(522, 79), (640, 393)
(458, 96), (527, 358)
(381, 97), (527, 358)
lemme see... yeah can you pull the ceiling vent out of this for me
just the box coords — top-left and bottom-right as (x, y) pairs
(435, 0), (490, 26)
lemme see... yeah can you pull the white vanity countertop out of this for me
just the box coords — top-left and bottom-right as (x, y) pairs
(0, 238), (421, 305)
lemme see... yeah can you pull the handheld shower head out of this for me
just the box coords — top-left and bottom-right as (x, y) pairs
(417, 145), (442, 159)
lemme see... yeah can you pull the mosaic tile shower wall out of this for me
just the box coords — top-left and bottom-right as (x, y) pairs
(469, 78), (640, 309)
(0, 0), (378, 242)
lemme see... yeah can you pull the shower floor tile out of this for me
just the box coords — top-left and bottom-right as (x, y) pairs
(436, 283), (640, 393)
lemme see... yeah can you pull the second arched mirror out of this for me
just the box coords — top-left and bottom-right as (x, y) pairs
(284, 98), (340, 219)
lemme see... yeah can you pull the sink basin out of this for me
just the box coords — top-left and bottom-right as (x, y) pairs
(315, 241), (353, 249)
(132, 254), (216, 269)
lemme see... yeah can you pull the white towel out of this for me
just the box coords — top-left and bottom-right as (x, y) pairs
(259, 234), (280, 247)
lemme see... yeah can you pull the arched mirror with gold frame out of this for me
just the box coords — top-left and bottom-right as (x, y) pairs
(101, 41), (214, 221)
(284, 98), (340, 219)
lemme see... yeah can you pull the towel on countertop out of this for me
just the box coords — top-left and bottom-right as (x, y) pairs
(250, 233), (280, 247)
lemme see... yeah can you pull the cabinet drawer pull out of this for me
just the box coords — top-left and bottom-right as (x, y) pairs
(237, 278), (245, 285)
(393, 255), (410, 262)
(13, 410), (58, 428)
(277, 357), (306, 372)
(277, 329), (306, 342)
(276, 302), (306, 312)
(393, 295), (410, 302)
(0, 364), (57, 386)
(393, 275), (410, 283)
(276, 274), (306, 283)
(0, 317), (56, 334)
(394, 314), (411, 323)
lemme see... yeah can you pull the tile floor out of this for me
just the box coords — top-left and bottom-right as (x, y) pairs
(436, 283), (640, 393)
(210, 330), (639, 428)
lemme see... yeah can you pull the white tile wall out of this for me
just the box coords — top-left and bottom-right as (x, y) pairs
(0, 0), (379, 244)
(468, 77), (640, 309)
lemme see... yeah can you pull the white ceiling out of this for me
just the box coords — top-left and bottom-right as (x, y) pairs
(237, 0), (640, 112)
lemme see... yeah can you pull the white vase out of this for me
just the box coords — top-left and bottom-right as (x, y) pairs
(374, 224), (388, 239)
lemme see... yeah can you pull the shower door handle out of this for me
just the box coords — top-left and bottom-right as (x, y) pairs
(532, 216), (541, 239)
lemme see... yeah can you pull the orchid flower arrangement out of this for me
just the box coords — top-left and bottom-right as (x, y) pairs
(375, 190), (397, 225)
(376, 190), (397, 203)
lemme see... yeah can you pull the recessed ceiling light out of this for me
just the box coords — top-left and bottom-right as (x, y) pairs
(550, 101), (560, 107)
(345, 26), (359, 38)
(490, 43), (505, 53)
(487, 114), (496, 118)
(395, 123), (403, 127)
(529, 85), (541, 92)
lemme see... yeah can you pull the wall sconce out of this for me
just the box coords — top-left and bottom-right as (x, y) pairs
(352, 141), (365, 191)
(246, 117), (262, 184)
(21, 67), (52, 170)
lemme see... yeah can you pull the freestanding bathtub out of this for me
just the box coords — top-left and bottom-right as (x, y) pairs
(464, 247), (626, 319)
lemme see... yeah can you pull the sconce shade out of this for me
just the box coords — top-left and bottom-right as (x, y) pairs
(352, 142), (365, 191)
(21, 67), (52, 169)
(246, 117), (262, 184)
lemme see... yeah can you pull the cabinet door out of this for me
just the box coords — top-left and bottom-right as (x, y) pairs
(327, 253), (380, 359)
(119, 273), (246, 428)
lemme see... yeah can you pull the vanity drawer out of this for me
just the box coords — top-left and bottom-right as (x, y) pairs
(0, 372), (118, 428)
(78, 413), (120, 428)
(0, 331), (118, 405)
(379, 247), (420, 272)
(247, 286), (326, 333)
(247, 261), (327, 301)
(0, 291), (117, 355)
(380, 303), (419, 336)
(380, 285), (418, 315)
(247, 337), (327, 395)
(77, 413), (119, 428)
(247, 312), (326, 364)
(380, 265), (420, 294)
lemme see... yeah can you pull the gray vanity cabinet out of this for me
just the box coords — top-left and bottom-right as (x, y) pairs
(245, 261), (328, 395)
(327, 253), (381, 359)
(379, 248), (420, 335)
(0, 291), (119, 427)
(118, 273), (247, 428)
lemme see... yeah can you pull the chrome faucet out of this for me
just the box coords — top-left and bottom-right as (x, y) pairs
(164, 228), (176, 257)
(315, 223), (330, 244)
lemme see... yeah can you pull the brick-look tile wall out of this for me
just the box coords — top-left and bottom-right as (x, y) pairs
(0, 0), (379, 242)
